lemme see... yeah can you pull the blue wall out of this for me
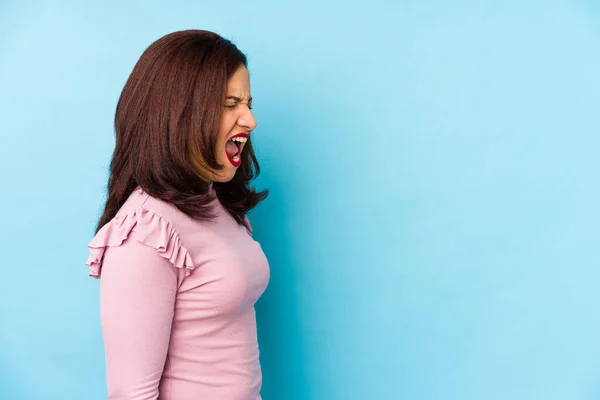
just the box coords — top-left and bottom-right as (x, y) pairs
(1, 1), (599, 399)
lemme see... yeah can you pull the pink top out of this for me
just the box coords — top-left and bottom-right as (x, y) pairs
(85, 185), (270, 400)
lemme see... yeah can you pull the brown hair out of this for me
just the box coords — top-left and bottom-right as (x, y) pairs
(95, 29), (267, 233)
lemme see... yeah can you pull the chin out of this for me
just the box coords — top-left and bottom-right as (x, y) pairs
(213, 169), (237, 183)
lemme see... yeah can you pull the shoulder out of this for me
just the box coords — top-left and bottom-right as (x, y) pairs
(85, 188), (196, 279)
(139, 187), (253, 237)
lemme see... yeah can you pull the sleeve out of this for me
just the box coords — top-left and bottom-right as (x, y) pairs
(99, 237), (178, 400)
(85, 205), (195, 398)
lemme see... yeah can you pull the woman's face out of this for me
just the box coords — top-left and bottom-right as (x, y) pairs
(192, 65), (257, 183)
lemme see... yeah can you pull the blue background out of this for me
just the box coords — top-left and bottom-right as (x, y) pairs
(1, 1), (599, 399)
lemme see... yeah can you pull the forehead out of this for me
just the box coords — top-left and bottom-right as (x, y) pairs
(226, 65), (251, 96)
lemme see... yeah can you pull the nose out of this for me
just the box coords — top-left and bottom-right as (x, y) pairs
(238, 106), (257, 132)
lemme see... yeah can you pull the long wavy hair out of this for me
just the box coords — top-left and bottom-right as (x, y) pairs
(95, 29), (267, 233)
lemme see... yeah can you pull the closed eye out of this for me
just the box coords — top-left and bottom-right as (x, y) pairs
(225, 95), (253, 110)
(225, 104), (253, 110)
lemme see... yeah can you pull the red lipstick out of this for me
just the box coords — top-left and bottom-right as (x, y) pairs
(225, 132), (249, 168)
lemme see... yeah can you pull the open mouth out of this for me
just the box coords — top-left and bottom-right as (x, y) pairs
(225, 133), (248, 167)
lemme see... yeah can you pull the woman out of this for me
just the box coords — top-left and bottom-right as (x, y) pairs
(85, 30), (270, 400)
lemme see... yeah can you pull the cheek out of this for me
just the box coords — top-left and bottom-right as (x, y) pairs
(219, 113), (235, 134)
(217, 117), (236, 155)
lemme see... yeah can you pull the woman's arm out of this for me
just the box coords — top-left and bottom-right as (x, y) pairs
(99, 237), (179, 400)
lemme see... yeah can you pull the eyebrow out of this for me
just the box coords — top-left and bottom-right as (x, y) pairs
(226, 96), (252, 102)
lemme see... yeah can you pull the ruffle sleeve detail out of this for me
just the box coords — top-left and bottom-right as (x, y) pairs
(85, 207), (195, 279)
